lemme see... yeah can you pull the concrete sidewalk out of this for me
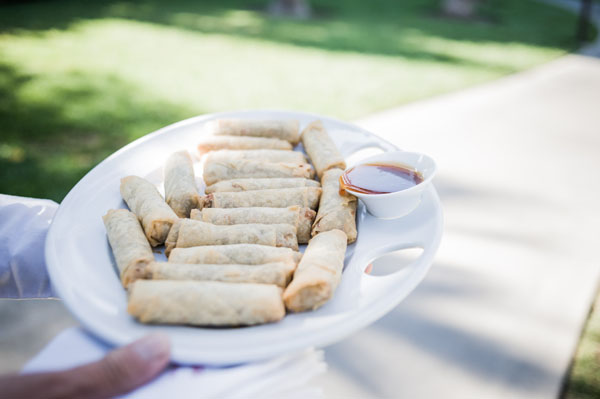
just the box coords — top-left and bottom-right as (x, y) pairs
(314, 35), (600, 399)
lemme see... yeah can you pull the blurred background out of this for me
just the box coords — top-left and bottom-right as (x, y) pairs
(1, 0), (598, 398)
(0, 0), (580, 200)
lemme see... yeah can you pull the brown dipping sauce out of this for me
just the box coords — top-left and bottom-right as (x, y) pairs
(340, 163), (424, 194)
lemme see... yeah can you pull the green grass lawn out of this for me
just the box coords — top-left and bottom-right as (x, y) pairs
(0, 0), (581, 201)
(564, 291), (600, 399)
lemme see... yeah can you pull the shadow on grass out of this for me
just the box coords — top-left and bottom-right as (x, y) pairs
(0, 0), (581, 201)
(0, 0), (580, 60)
(565, 377), (600, 399)
(0, 62), (195, 201)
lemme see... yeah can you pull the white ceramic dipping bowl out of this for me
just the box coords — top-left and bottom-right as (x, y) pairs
(343, 151), (437, 219)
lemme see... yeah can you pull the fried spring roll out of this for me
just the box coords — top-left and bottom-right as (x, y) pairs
(200, 187), (322, 210)
(102, 209), (154, 287)
(301, 120), (346, 178)
(205, 178), (320, 194)
(169, 244), (302, 266)
(209, 119), (300, 144)
(164, 218), (182, 256)
(312, 168), (358, 243)
(128, 280), (285, 326)
(164, 151), (200, 218)
(166, 216), (300, 256)
(203, 160), (314, 186)
(283, 229), (348, 312)
(203, 149), (306, 164)
(120, 176), (178, 246)
(147, 261), (295, 287)
(191, 206), (315, 244)
(197, 135), (292, 154)
(175, 219), (298, 250)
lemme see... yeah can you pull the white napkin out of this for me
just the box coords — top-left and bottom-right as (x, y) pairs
(23, 328), (326, 399)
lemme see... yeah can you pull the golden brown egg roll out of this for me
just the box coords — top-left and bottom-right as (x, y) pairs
(301, 120), (346, 179)
(197, 135), (292, 154)
(164, 151), (200, 218)
(283, 229), (348, 312)
(147, 261), (295, 287)
(168, 244), (302, 266)
(120, 176), (178, 246)
(128, 280), (285, 326)
(312, 168), (357, 243)
(102, 209), (154, 287)
(200, 187), (322, 210)
(203, 160), (315, 186)
(205, 178), (320, 194)
(175, 219), (298, 250)
(191, 206), (315, 244)
(203, 149), (306, 164)
(209, 119), (300, 144)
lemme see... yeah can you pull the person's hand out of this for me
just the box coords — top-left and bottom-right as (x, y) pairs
(0, 333), (170, 399)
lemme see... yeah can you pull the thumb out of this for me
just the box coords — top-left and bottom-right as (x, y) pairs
(67, 333), (171, 398)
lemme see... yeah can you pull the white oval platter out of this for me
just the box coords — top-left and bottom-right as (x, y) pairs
(45, 110), (443, 365)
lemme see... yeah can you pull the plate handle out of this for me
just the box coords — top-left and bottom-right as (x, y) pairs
(348, 186), (443, 303)
(339, 138), (396, 159)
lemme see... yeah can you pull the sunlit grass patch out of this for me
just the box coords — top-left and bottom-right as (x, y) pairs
(564, 293), (600, 399)
(0, 0), (582, 201)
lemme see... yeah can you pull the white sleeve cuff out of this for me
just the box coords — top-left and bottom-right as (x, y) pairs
(0, 194), (58, 298)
